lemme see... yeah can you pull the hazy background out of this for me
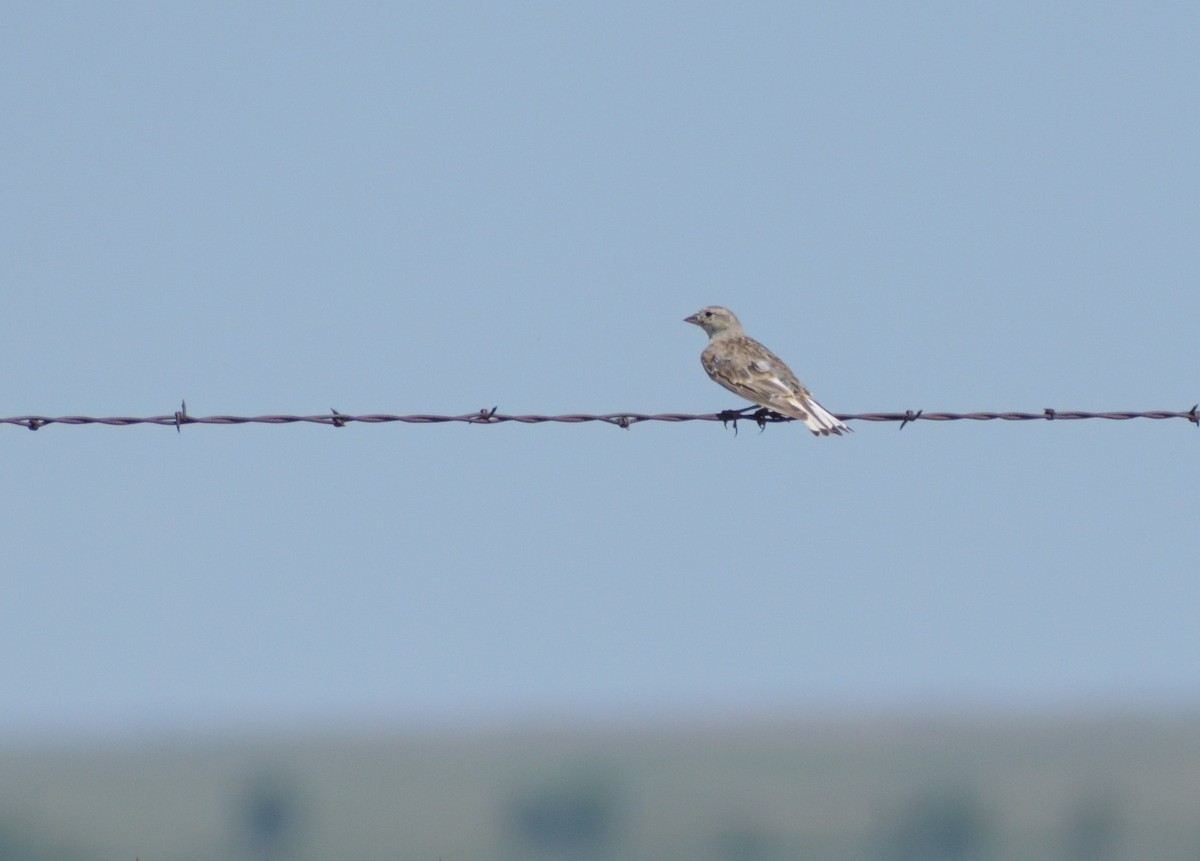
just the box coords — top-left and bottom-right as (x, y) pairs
(2, 2), (1198, 745)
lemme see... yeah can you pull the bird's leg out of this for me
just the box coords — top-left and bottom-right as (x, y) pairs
(753, 407), (772, 432)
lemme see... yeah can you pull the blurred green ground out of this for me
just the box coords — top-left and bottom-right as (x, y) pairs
(2, 714), (1198, 860)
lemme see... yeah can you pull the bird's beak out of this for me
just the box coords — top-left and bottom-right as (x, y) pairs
(684, 313), (700, 325)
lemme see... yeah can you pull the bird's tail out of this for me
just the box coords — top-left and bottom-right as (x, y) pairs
(802, 397), (851, 437)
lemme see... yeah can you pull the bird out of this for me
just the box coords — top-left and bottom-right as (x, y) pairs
(684, 305), (850, 436)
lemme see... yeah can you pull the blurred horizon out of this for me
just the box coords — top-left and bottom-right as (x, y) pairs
(5, 710), (1200, 860)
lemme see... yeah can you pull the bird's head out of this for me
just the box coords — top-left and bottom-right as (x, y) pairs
(684, 306), (742, 337)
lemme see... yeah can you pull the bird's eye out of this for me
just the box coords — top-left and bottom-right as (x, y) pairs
(703, 311), (712, 318)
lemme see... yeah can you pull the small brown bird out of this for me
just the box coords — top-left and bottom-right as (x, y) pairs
(685, 305), (850, 436)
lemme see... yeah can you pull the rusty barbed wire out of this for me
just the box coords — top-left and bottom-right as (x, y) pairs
(1, 402), (1198, 431)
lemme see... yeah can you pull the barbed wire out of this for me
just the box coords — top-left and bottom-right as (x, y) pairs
(2, 402), (1197, 432)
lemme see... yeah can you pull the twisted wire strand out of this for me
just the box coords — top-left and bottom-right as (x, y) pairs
(2, 404), (1197, 432)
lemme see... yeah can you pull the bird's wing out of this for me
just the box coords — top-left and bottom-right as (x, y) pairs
(703, 338), (809, 402)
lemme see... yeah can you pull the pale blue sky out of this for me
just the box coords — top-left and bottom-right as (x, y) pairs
(2, 2), (1197, 742)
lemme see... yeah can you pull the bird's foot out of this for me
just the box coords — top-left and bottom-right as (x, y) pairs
(718, 408), (745, 435)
